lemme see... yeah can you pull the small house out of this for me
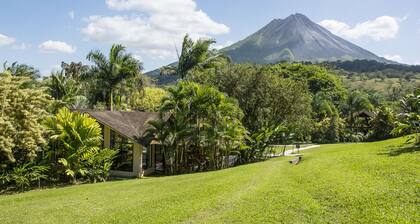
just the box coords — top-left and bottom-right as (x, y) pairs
(82, 111), (164, 178)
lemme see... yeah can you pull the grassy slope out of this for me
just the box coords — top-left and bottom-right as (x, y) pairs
(0, 137), (418, 223)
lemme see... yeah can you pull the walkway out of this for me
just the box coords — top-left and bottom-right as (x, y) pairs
(268, 145), (320, 157)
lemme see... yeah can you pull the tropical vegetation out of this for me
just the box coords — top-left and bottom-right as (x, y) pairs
(0, 34), (419, 193)
(146, 81), (247, 174)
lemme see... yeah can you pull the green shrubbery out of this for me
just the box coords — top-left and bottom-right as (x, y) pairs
(45, 108), (117, 183)
(146, 81), (247, 174)
(392, 89), (420, 144)
(0, 73), (51, 169)
(0, 71), (118, 191)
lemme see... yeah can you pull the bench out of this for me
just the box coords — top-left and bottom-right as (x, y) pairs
(289, 156), (302, 165)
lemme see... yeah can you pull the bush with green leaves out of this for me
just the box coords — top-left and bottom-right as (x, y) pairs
(45, 108), (117, 183)
(0, 72), (51, 169)
(312, 116), (345, 143)
(238, 125), (286, 164)
(369, 106), (396, 141)
(392, 89), (420, 144)
(131, 87), (168, 112)
(0, 164), (48, 192)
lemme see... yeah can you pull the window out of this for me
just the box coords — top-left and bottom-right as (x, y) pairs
(110, 130), (134, 172)
(142, 146), (149, 170)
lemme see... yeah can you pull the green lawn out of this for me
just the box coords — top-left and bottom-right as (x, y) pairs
(0, 137), (418, 223)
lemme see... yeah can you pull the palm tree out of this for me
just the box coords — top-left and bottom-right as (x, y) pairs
(312, 92), (338, 120)
(46, 71), (87, 109)
(87, 44), (143, 110)
(61, 61), (89, 80)
(400, 89), (420, 113)
(145, 82), (246, 173)
(160, 34), (230, 79)
(392, 89), (420, 144)
(3, 61), (40, 80)
(347, 90), (373, 129)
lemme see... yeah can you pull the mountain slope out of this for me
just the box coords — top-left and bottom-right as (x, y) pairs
(222, 13), (389, 63)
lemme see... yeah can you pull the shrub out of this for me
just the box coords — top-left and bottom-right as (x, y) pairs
(312, 116), (345, 143)
(132, 87), (168, 112)
(392, 89), (420, 145)
(369, 106), (395, 141)
(0, 72), (51, 169)
(45, 108), (117, 183)
(0, 164), (48, 192)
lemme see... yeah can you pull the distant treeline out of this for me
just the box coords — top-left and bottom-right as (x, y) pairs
(317, 60), (420, 73)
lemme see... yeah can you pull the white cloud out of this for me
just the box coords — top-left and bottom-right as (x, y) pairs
(319, 16), (400, 41)
(382, 55), (420, 65)
(133, 54), (143, 61)
(12, 43), (28, 50)
(38, 40), (76, 54)
(383, 54), (403, 63)
(69, 10), (75, 20)
(212, 40), (233, 50)
(82, 0), (229, 59)
(0, 33), (15, 46)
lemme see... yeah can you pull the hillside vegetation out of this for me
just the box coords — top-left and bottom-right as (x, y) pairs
(0, 136), (418, 223)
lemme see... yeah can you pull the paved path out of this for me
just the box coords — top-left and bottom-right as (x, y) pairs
(268, 145), (320, 157)
(283, 145), (320, 156)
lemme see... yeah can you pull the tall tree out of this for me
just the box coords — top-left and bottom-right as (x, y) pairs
(189, 64), (313, 134)
(60, 61), (89, 80)
(86, 44), (143, 110)
(44, 71), (87, 110)
(2, 61), (40, 80)
(160, 34), (230, 79)
(346, 90), (374, 128)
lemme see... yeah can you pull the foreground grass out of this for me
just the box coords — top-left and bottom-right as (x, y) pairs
(0, 137), (418, 223)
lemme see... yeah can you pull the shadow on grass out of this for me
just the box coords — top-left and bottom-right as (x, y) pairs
(378, 144), (420, 157)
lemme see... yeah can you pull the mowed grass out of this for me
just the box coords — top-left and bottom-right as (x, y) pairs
(0, 137), (419, 223)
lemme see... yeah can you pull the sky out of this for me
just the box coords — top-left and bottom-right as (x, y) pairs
(0, 0), (419, 76)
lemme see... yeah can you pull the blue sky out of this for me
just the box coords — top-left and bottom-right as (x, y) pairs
(0, 0), (419, 75)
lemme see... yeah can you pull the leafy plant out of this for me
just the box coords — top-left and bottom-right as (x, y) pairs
(45, 108), (117, 183)
(239, 125), (286, 164)
(369, 106), (395, 141)
(0, 163), (48, 191)
(392, 89), (420, 145)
